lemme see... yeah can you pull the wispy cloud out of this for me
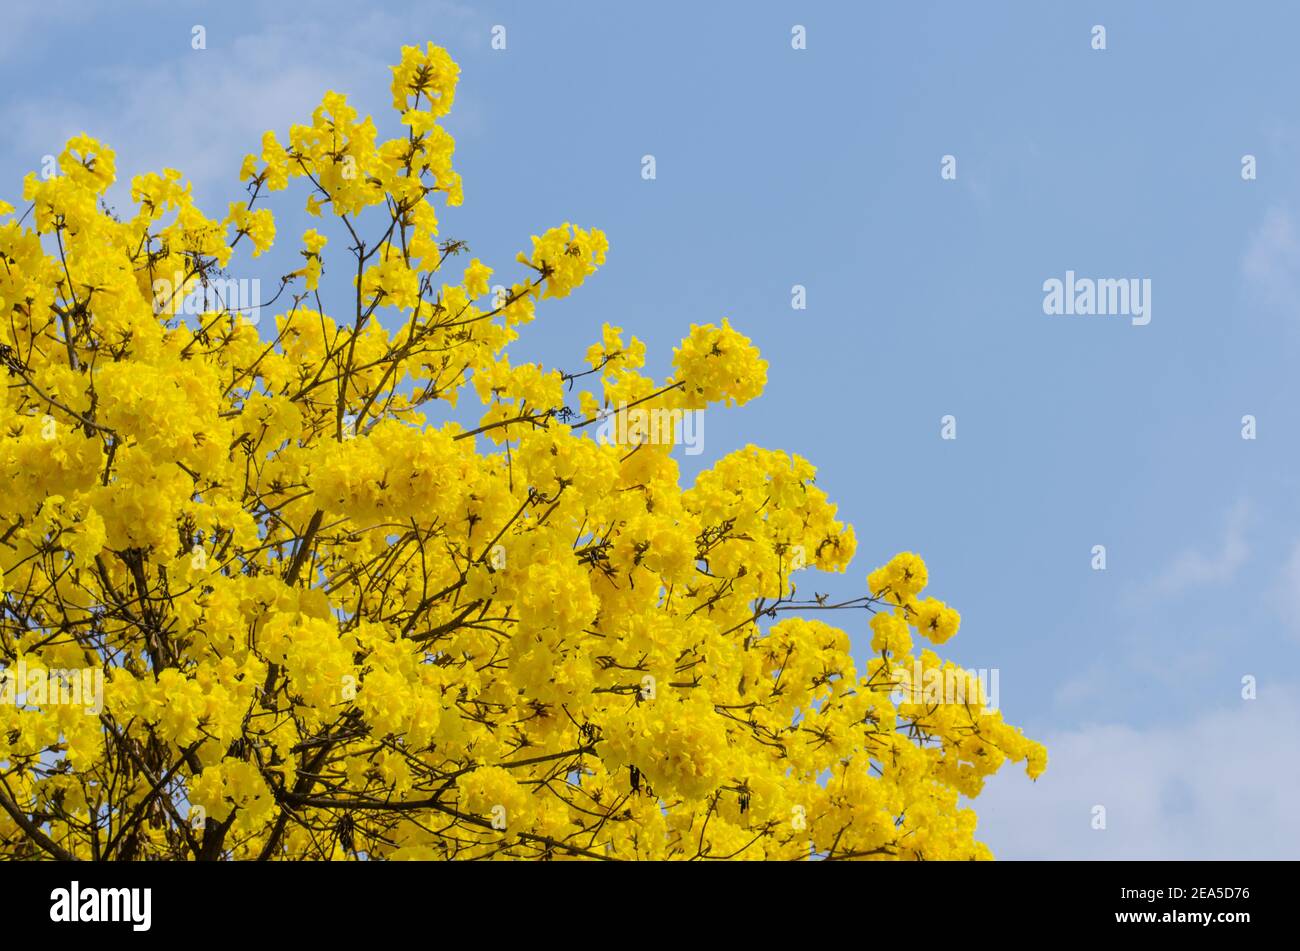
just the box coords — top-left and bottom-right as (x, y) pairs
(976, 690), (1300, 859)
(0, 1), (482, 199)
(0, 0), (102, 59)
(1243, 206), (1300, 311)
(4, 35), (373, 195)
(1272, 540), (1300, 641)
(1053, 500), (1250, 711)
(1144, 499), (1250, 600)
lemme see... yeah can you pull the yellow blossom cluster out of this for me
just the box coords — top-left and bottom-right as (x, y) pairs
(0, 43), (1043, 861)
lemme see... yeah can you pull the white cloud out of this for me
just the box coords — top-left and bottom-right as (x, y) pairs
(1243, 206), (1300, 309)
(0, 0), (98, 59)
(1054, 501), (1251, 710)
(1272, 541), (1300, 640)
(1144, 499), (1249, 600)
(975, 690), (1300, 859)
(1, 2), (482, 197)
(4, 36), (372, 194)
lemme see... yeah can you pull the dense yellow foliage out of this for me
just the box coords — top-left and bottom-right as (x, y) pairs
(0, 43), (1043, 860)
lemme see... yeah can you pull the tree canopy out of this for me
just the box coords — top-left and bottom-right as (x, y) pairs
(0, 43), (1044, 860)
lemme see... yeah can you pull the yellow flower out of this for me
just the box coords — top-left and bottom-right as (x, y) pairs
(463, 258), (492, 299)
(0, 42), (1043, 863)
(225, 201), (276, 257)
(671, 319), (767, 408)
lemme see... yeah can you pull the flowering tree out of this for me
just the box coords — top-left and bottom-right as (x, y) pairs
(0, 43), (1044, 861)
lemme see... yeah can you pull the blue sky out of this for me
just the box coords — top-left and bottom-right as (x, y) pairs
(3, 0), (1297, 858)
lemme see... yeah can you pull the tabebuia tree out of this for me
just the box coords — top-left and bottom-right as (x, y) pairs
(0, 44), (1044, 861)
